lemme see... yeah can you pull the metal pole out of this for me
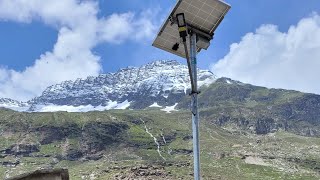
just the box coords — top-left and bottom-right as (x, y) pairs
(183, 41), (195, 91)
(190, 32), (200, 180)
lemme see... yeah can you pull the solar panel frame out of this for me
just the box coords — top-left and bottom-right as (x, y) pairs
(152, 0), (230, 58)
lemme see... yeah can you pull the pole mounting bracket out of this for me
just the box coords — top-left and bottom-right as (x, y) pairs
(189, 91), (201, 96)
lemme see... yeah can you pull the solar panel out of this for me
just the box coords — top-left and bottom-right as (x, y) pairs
(152, 0), (230, 58)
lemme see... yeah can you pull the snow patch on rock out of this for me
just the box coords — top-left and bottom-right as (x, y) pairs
(32, 100), (130, 112)
(114, 100), (131, 110)
(149, 102), (162, 108)
(161, 103), (178, 113)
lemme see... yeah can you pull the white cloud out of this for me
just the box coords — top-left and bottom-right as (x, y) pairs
(211, 13), (320, 94)
(0, 68), (10, 82)
(99, 8), (159, 44)
(0, 0), (159, 101)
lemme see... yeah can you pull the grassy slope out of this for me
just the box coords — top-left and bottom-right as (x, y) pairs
(0, 109), (320, 179)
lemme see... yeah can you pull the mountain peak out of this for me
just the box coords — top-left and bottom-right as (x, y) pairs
(145, 60), (180, 66)
(116, 60), (181, 73)
(2, 60), (217, 112)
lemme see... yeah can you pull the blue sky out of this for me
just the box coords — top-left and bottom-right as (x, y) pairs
(0, 0), (320, 100)
(1, 0), (319, 72)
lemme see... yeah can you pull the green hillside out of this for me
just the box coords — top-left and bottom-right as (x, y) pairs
(0, 109), (320, 179)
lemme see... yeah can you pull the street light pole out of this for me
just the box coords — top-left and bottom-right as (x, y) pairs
(153, 1), (230, 178)
(176, 13), (201, 179)
(190, 31), (200, 180)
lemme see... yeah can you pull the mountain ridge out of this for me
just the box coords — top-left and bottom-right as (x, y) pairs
(1, 60), (320, 119)
(0, 60), (217, 112)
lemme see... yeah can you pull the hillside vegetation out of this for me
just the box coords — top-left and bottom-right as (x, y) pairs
(1, 108), (320, 179)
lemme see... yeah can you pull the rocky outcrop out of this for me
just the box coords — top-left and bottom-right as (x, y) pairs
(255, 118), (277, 134)
(0, 118), (129, 160)
(110, 163), (191, 180)
(1, 144), (40, 156)
(80, 122), (129, 154)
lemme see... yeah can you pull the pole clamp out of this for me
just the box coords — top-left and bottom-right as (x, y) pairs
(189, 91), (201, 96)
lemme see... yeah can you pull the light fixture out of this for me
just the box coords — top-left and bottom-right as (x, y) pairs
(176, 13), (187, 42)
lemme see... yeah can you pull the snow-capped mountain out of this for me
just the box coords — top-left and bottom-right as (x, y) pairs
(0, 98), (29, 111)
(0, 60), (217, 112)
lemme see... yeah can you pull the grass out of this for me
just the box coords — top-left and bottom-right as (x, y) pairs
(38, 141), (63, 155)
(1, 109), (320, 179)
